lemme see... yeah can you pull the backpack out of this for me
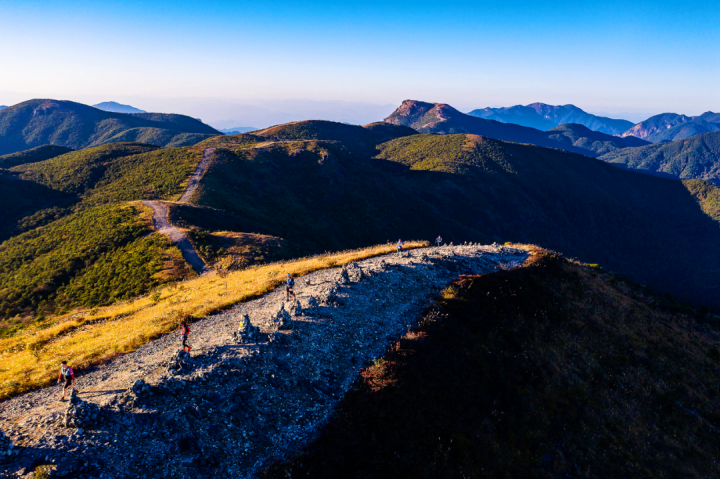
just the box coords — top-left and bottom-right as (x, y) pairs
(62, 366), (73, 378)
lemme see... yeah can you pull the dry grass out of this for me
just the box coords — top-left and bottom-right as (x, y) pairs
(0, 241), (427, 400)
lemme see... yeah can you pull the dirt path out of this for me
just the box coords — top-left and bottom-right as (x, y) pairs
(178, 148), (215, 204)
(0, 244), (527, 478)
(140, 147), (216, 275)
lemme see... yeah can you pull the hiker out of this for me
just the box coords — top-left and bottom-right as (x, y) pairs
(435, 235), (443, 247)
(397, 239), (404, 255)
(179, 320), (192, 352)
(57, 361), (76, 401)
(286, 273), (297, 302)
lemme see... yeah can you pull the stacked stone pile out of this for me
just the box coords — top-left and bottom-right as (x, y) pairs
(64, 390), (101, 428)
(131, 379), (153, 400)
(167, 350), (194, 375)
(233, 314), (264, 343)
(273, 304), (292, 330)
(307, 296), (319, 309)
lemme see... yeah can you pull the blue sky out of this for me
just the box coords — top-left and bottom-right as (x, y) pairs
(0, 0), (718, 125)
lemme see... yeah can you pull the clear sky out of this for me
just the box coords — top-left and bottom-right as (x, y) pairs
(1, 0), (718, 125)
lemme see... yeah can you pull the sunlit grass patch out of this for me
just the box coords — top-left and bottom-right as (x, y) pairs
(0, 241), (427, 399)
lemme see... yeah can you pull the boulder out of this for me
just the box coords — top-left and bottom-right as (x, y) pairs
(307, 296), (319, 309)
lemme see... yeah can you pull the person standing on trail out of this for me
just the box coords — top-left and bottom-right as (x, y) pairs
(179, 320), (192, 353)
(286, 273), (297, 302)
(435, 235), (443, 247)
(397, 239), (404, 256)
(57, 361), (76, 401)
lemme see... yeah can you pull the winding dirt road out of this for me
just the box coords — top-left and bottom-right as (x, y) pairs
(142, 147), (216, 275)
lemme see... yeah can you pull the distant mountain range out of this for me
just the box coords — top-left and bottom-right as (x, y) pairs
(0, 106), (7, 111)
(599, 131), (720, 185)
(92, 101), (146, 114)
(622, 112), (720, 142)
(385, 100), (648, 157)
(0, 99), (221, 155)
(219, 127), (257, 134)
(468, 103), (634, 135)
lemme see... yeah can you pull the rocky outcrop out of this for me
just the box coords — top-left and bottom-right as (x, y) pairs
(64, 390), (101, 428)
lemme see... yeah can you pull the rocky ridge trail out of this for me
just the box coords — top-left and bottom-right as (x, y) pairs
(0, 244), (527, 478)
(141, 147), (216, 274)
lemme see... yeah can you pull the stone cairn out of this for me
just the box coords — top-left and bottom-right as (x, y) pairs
(64, 389), (101, 428)
(291, 301), (304, 316)
(167, 350), (194, 375)
(0, 429), (15, 463)
(233, 314), (262, 343)
(274, 303), (292, 330)
(307, 296), (319, 309)
(131, 379), (153, 400)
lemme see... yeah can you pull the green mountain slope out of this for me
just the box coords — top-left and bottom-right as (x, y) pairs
(599, 131), (720, 185)
(0, 145), (73, 169)
(0, 99), (221, 155)
(385, 100), (648, 157)
(265, 248), (720, 478)
(0, 203), (191, 334)
(187, 130), (720, 310)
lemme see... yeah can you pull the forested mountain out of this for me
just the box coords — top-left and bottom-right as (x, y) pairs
(468, 102), (633, 135)
(600, 131), (720, 185)
(2, 120), (720, 331)
(0, 99), (221, 155)
(385, 100), (648, 157)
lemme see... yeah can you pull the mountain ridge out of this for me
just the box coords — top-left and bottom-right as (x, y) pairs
(622, 112), (720, 142)
(385, 100), (649, 157)
(468, 102), (634, 135)
(0, 99), (221, 155)
(92, 101), (146, 114)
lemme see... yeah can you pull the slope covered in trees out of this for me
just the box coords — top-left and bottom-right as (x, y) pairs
(187, 126), (720, 310)
(600, 131), (720, 185)
(0, 99), (221, 155)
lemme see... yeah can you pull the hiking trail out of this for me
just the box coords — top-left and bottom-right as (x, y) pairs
(0, 244), (528, 478)
(141, 147), (216, 275)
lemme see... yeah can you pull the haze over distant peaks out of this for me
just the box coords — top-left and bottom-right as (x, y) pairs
(622, 112), (720, 142)
(467, 103), (634, 136)
(92, 101), (146, 114)
(0, 106), (7, 111)
(219, 127), (257, 134)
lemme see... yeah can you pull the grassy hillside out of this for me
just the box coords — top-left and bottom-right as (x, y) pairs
(0, 144), (73, 169)
(13, 142), (204, 207)
(0, 99), (221, 155)
(385, 100), (646, 157)
(0, 241), (426, 399)
(265, 247), (720, 478)
(188, 132), (720, 310)
(0, 203), (193, 335)
(600, 131), (720, 185)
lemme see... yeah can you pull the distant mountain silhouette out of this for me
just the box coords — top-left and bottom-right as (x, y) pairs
(468, 102), (634, 135)
(600, 131), (720, 185)
(219, 127), (257, 134)
(0, 106), (7, 111)
(622, 112), (720, 142)
(92, 101), (146, 114)
(0, 99), (221, 155)
(385, 100), (647, 157)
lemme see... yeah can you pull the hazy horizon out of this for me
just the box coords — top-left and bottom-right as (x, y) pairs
(1, 0), (718, 127)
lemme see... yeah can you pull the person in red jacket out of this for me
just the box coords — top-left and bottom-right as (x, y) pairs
(179, 320), (192, 352)
(57, 361), (76, 401)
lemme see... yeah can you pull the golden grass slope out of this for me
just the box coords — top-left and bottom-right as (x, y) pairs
(0, 241), (427, 399)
